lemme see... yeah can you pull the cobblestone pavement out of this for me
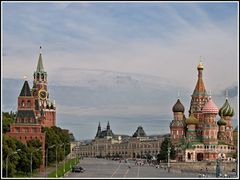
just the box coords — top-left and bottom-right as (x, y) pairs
(64, 158), (200, 178)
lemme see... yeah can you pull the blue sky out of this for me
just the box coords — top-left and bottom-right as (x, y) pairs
(2, 2), (238, 140)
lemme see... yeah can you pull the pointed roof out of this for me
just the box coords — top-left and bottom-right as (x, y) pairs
(19, 81), (31, 96)
(192, 62), (207, 96)
(107, 121), (110, 130)
(36, 53), (44, 72)
(98, 122), (101, 129)
(133, 126), (147, 137)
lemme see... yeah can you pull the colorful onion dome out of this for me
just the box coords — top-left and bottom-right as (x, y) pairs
(217, 116), (227, 126)
(172, 99), (185, 113)
(202, 96), (218, 114)
(170, 120), (184, 127)
(218, 98), (234, 117)
(185, 114), (199, 125)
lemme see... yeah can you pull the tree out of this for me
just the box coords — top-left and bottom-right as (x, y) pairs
(27, 139), (42, 170)
(42, 126), (71, 164)
(2, 112), (15, 134)
(2, 135), (21, 177)
(157, 137), (176, 163)
(15, 140), (30, 175)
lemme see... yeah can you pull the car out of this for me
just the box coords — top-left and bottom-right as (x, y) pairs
(72, 166), (85, 173)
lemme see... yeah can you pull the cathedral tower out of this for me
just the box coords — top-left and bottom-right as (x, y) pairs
(202, 96), (219, 145)
(170, 98), (185, 145)
(218, 95), (234, 145)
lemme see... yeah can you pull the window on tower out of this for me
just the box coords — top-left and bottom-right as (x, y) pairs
(27, 100), (31, 107)
(21, 100), (25, 107)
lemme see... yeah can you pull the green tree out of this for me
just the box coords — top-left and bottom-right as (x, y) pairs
(2, 135), (21, 177)
(157, 137), (176, 163)
(15, 140), (30, 175)
(2, 112), (15, 134)
(27, 139), (42, 170)
(42, 126), (71, 165)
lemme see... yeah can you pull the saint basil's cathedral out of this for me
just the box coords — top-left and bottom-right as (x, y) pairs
(6, 47), (56, 171)
(170, 62), (236, 162)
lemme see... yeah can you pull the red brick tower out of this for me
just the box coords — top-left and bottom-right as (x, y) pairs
(170, 98), (185, 146)
(7, 80), (46, 171)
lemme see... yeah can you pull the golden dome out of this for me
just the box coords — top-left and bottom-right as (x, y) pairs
(197, 61), (203, 70)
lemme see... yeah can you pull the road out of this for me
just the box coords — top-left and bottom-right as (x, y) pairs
(65, 158), (199, 178)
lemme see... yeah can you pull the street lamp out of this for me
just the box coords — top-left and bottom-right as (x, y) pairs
(30, 147), (42, 177)
(167, 141), (171, 173)
(235, 159), (238, 177)
(45, 145), (55, 178)
(63, 143), (70, 174)
(6, 149), (21, 177)
(55, 143), (66, 178)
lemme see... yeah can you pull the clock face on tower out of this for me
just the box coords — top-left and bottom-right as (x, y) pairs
(38, 89), (48, 100)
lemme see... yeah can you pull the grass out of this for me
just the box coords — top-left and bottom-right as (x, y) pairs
(48, 158), (80, 177)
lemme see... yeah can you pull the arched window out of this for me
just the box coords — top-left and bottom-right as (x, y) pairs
(21, 100), (25, 107)
(41, 73), (44, 80)
(27, 100), (31, 107)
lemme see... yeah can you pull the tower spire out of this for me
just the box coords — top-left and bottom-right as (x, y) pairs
(193, 59), (207, 96)
(226, 90), (228, 100)
(36, 46), (44, 72)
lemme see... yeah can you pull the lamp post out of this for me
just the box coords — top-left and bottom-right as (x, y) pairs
(167, 142), (171, 173)
(63, 143), (70, 174)
(30, 147), (42, 177)
(235, 159), (238, 177)
(6, 149), (21, 177)
(45, 145), (55, 178)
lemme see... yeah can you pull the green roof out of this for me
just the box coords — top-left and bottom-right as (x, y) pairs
(16, 110), (37, 123)
(36, 53), (44, 72)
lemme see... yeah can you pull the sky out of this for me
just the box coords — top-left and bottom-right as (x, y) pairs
(2, 2), (239, 140)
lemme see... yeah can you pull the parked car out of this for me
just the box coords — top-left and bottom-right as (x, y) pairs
(72, 166), (85, 173)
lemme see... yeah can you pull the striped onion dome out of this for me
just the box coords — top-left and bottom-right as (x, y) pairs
(202, 96), (218, 114)
(218, 99), (234, 117)
(217, 116), (227, 126)
(185, 114), (199, 125)
(172, 99), (185, 113)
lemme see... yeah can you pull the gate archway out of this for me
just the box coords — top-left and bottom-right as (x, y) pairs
(197, 153), (204, 161)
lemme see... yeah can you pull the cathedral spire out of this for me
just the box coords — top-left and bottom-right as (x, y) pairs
(225, 90), (228, 100)
(98, 122), (101, 130)
(193, 59), (207, 96)
(107, 121), (110, 130)
(36, 46), (44, 72)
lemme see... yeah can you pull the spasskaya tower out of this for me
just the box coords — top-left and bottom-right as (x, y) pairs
(32, 46), (56, 127)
